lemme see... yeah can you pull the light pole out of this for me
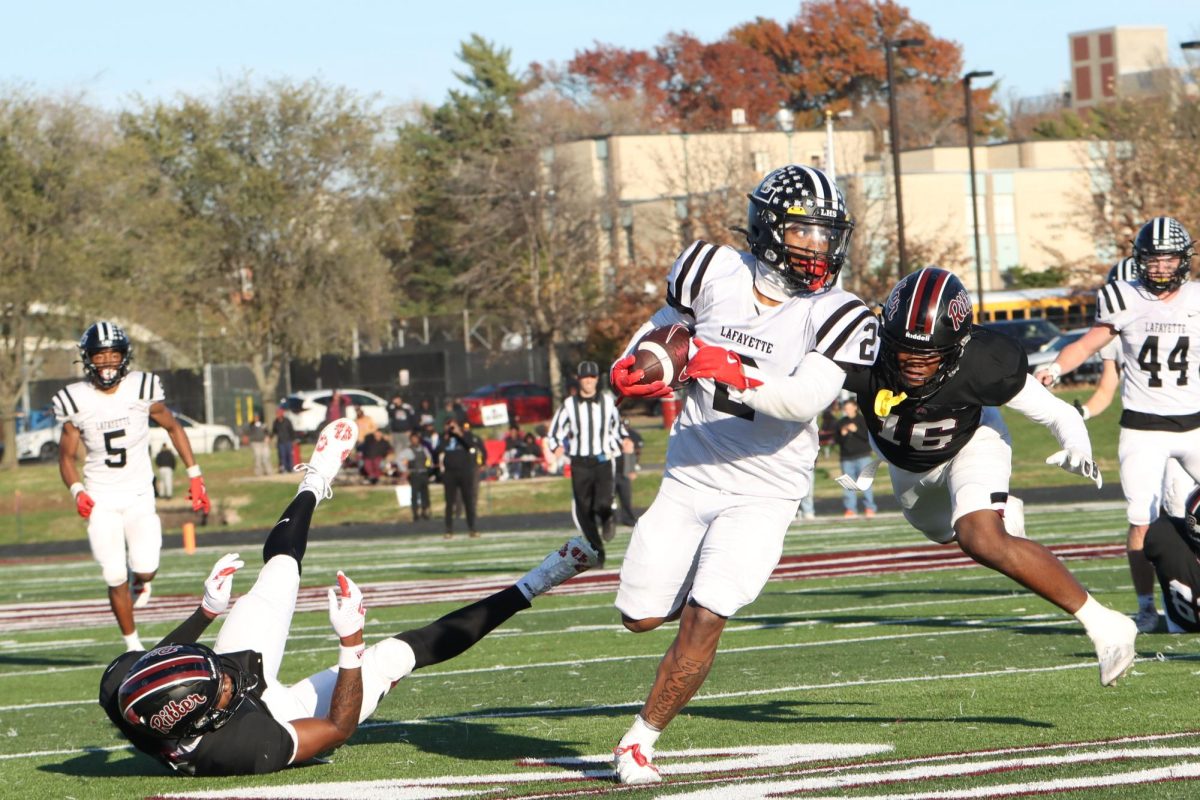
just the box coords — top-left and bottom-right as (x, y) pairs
(885, 37), (924, 279)
(964, 69), (994, 317)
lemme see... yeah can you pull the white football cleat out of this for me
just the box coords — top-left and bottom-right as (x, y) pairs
(131, 578), (152, 609)
(1089, 609), (1138, 686)
(613, 743), (662, 785)
(294, 418), (357, 499)
(1134, 607), (1163, 634)
(519, 537), (599, 598)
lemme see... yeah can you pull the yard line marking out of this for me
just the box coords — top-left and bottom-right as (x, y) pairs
(0, 542), (1127, 633)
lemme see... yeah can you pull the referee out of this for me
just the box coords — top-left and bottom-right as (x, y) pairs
(547, 360), (625, 565)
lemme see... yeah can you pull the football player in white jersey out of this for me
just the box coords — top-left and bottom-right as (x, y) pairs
(1074, 258), (1194, 631)
(1036, 217), (1200, 632)
(606, 165), (878, 785)
(54, 321), (211, 651)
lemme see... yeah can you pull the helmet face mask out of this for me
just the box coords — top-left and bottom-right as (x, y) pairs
(118, 644), (241, 740)
(79, 321), (132, 389)
(1133, 216), (1193, 295)
(744, 165), (853, 296)
(879, 268), (974, 400)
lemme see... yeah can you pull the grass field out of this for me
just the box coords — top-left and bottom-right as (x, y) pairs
(3, 497), (1199, 799)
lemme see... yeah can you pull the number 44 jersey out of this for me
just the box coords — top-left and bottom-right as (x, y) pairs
(1098, 279), (1200, 428)
(52, 372), (164, 493)
(664, 241), (878, 499)
(842, 327), (1028, 473)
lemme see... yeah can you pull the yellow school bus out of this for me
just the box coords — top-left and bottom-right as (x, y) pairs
(975, 287), (1095, 329)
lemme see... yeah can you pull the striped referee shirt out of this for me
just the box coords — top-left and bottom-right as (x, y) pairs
(545, 391), (622, 458)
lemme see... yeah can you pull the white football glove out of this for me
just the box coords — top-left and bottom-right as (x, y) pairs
(327, 571), (366, 639)
(1035, 363), (1062, 387)
(1045, 449), (1103, 489)
(201, 553), (245, 617)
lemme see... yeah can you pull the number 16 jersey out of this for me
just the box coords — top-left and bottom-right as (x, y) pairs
(1097, 279), (1200, 429)
(52, 372), (164, 494)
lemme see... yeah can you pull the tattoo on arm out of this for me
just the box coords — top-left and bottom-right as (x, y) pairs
(327, 668), (364, 737)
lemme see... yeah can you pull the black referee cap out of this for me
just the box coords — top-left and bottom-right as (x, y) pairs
(578, 360), (600, 377)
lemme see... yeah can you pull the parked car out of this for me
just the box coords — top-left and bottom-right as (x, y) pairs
(15, 421), (62, 462)
(280, 389), (390, 438)
(1025, 328), (1104, 383)
(982, 319), (1062, 354)
(149, 412), (239, 454)
(460, 382), (553, 427)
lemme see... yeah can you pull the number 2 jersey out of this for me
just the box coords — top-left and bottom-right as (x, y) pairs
(52, 371), (164, 493)
(648, 240), (878, 499)
(1097, 279), (1200, 431)
(842, 327), (1028, 472)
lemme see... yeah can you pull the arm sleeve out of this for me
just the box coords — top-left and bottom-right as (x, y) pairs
(618, 305), (693, 359)
(1095, 281), (1133, 331)
(544, 401), (572, 452)
(810, 295), (880, 370)
(665, 240), (721, 317)
(1005, 374), (1093, 457)
(730, 351), (848, 423)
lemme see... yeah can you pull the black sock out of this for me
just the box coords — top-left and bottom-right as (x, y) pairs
(262, 491), (317, 572)
(395, 586), (531, 670)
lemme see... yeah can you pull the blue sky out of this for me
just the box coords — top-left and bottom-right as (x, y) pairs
(3, 1), (1197, 110)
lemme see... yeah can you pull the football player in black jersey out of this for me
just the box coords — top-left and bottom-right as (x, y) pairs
(837, 268), (1137, 686)
(1140, 486), (1200, 633)
(98, 418), (600, 776)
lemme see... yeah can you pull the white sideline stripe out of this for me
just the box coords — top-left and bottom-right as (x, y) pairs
(666, 748), (1200, 800)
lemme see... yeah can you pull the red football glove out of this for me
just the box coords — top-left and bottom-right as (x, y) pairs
(686, 338), (762, 391)
(189, 476), (211, 514)
(75, 491), (95, 519)
(610, 354), (674, 399)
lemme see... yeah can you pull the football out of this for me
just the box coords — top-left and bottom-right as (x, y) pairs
(631, 323), (693, 390)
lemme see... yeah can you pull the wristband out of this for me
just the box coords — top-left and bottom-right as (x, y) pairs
(187, 464), (203, 478)
(338, 644), (365, 670)
(69, 482), (85, 499)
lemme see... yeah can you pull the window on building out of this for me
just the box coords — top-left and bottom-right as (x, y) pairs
(1073, 35), (1089, 61)
(1075, 66), (1092, 102)
(1099, 33), (1113, 59)
(752, 151), (770, 174)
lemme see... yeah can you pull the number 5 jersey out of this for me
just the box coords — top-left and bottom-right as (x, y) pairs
(53, 372), (164, 493)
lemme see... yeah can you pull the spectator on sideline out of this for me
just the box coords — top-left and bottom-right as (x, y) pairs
(835, 398), (876, 518)
(247, 414), (271, 477)
(325, 389), (352, 424)
(416, 398), (436, 429)
(271, 407), (296, 473)
(387, 394), (416, 454)
(155, 444), (177, 500)
(353, 406), (377, 444)
(437, 418), (483, 539)
(398, 430), (434, 521)
(360, 431), (390, 486)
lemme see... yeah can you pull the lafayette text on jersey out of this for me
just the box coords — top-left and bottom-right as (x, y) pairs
(662, 240), (878, 499)
(1097, 279), (1200, 430)
(52, 371), (164, 492)
(843, 327), (1028, 472)
(545, 392), (622, 458)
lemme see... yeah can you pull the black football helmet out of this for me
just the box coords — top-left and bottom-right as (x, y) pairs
(743, 164), (854, 295)
(1185, 486), (1200, 550)
(1106, 257), (1138, 284)
(1133, 216), (1193, 295)
(879, 268), (974, 399)
(118, 643), (242, 739)
(79, 321), (132, 389)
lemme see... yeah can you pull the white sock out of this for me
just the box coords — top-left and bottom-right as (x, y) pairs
(123, 631), (144, 651)
(1073, 595), (1115, 635)
(618, 714), (662, 752)
(516, 579), (536, 603)
(1137, 594), (1157, 613)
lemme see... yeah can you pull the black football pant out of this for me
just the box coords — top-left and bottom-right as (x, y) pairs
(570, 456), (614, 559)
(442, 465), (478, 533)
(1144, 516), (1200, 633)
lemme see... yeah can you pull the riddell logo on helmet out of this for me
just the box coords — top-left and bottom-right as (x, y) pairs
(947, 289), (972, 331)
(149, 692), (207, 733)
